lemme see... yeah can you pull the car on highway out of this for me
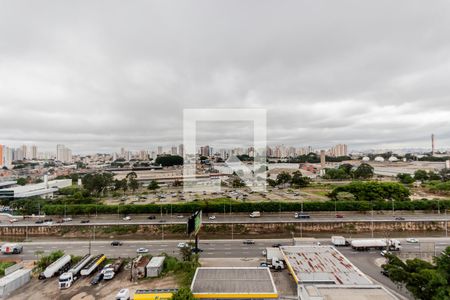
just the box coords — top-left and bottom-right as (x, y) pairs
(111, 241), (123, 246)
(380, 269), (389, 277)
(44, 221), (53, 226)
(406, 238), (419, 243)
(380, 250), (392, 257)
(294, 212), (310, 219)
(9, 218), (19, 223)
(44, 218), (53, 222)
(262, 249), (267, 256)
(176, 215), (184, 219)
(137, 247), (149, 254)
(394, 216), (405, 220)
(123, 216), (131, 221)
(90, 272), (103, 285)
(272, 243), (283, 248)
(147, 215), (156, 220)
(35, 220), (44, 224)
(63, 217), (72, 222)
(177, 242), (188, 248)
(243, 240), (255, 245)
(335, 214), (344, 218)
(80, 220), (90, 223)
(209, 215), (216, 220)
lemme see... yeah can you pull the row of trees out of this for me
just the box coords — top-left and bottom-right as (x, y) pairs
(267, 171), (311, 188)
(285, 153), (351, 163)
(382, 247), (450, 299)
(397, 169), (445, 184)
(41, 198), (450, 215)
(323, 163), (374, 180)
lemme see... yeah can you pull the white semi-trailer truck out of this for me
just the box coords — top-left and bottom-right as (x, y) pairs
(351, 239), (401, 251)
(39, 254), (71, 280)
(331, 236), (348, 246)
(59, 254), (93, 289)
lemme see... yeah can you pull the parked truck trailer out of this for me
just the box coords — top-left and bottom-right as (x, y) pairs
(351, 239), (401, 251)
(80, 254), (106, 276)
(39, 254), (71, 280)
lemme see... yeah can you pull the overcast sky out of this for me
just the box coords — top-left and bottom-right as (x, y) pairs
(1, 0), (450, 154)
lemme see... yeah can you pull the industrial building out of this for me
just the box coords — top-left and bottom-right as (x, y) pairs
(190, 267), (278, 299)
(280, 246), (398, 300)
(0, 178), (71, 199)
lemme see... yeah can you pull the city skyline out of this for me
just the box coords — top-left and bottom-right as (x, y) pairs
(1, 2), (450, 152)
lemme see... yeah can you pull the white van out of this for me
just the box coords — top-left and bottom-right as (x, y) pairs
(116, 289), (130, 300)
(249, 211), (261, 218)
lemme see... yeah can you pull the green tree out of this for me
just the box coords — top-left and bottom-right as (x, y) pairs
(128, 178), (139, 193)
(397, 173), (415, 184)
(172, 287), (195, 300)
(291, 171), (310, 187)
(16, 177), (27, 186)
(276, 172), (292, 187)
(266, 178), (277, 187)
(231, 178), (246, 188)
(155, 155), (183, 167)
(414, 170), (429, 181)
(147, 180), (160, 190)
(323, 168), (349, 180)
(353, 163), (374, 179)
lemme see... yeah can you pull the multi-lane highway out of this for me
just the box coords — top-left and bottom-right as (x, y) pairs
(6, 237), (450, 260)
(1, 211), (450, 227)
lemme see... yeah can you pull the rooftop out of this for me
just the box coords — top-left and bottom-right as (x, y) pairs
(191, 267), (278, 297)
(147, 256), (165, 268)
(301, 286), (398, 300)
(281, 246), (372, 285)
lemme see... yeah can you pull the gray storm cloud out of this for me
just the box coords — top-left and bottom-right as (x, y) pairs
(1, 0), (450, 153)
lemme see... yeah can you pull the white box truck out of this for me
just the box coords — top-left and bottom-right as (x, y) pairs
(331, 236), (348, 247)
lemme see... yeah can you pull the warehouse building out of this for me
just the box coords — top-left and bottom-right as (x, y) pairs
(191, 267), (278, 299)
(0, 178), (71, 199)
(280, 246), (398, 300)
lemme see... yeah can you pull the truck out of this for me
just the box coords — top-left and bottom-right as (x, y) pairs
(39, 254), (71, 280)
(1, 243), (23, 254)
(102, 259), (124, 280)
(59, 254), (93, 289)
(331, 236), (349, 247)
(80, 254), (106, 276)
(260, 257), (285, 270)
(249, 211), (261, 218)
(351, 239), (401, 251)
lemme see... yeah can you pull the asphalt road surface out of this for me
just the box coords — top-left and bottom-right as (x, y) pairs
(2, 237), (449, 300)
(2, 211), (450, 227)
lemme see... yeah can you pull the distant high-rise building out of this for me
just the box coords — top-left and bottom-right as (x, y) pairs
(200, 145), (210, 157)
(56, 144), (73, 163)
(320, 150), (326, 167)
(20, 145), (27, 160)
(31, 145), (37, 159)
(432, 134), (435, 156)
(171, 146), (177, 155)
(178, 144), (184, 157)
(329, 144), (348, 157)
(157, 146), (163, 155)
(139, 150), (148, 160)
(0, 145), (3, 167)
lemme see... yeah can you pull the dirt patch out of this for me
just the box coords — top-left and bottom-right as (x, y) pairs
(8, 267), (178, 300)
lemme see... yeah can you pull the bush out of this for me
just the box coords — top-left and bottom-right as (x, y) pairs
(0, 262), (15, 277)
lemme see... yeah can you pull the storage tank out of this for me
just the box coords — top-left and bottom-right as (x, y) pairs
(40, 255), (71, 279)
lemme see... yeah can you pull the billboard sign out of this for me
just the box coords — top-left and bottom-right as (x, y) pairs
(187, 210), (202, 236)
